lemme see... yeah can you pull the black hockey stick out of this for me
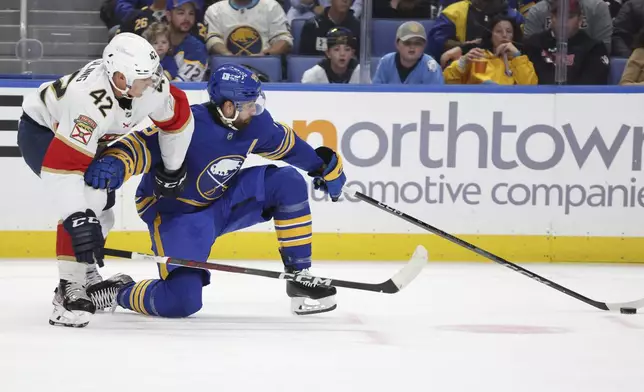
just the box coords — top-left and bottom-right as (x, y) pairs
(343, 186), (644, 313)
(104, 245), (427, 294)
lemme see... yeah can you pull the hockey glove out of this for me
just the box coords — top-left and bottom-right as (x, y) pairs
(62, 209), (105, 266)
(154, 161), (187, 198)
(84, 155), (125, 191)
(308, 146), (346, 202)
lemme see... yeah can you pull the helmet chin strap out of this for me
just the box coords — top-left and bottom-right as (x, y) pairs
(216, 105), (240, 130)
(108, 74), (133, 99)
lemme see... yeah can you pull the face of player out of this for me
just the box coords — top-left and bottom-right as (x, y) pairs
(550, 13), (581, 39)
(491, 20), (513, 51)
(331, 0), (351, 13)
(396, 38), (426, 64)
(167, 2), (196, 33)
(234, 104), (256, 127)
(153, 35), (170, 58)
(326, 44), (354, 71)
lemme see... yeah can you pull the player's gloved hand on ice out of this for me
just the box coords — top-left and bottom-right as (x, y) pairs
(84, 155), (126, 191)
(308, 146), (346, 202)
(154, 160), (187, 198)
(62, 209), (105, 266)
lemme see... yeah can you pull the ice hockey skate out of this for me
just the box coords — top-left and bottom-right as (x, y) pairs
(49, 279), (95, 328)
(87, 273), (134, 311)
(286, 267), (338, 315)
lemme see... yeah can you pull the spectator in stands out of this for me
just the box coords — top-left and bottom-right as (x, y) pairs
(115, 0), (154, 25)
(439, 0), (536, 15)
(524, 0), (612, 53)
(619, 28), (644, 84)
(373, 21), (444, 84)
(143, 22), (180, 79)
(299, 0), (361, 55)
(205, 0), (293, 55)
(612, 0), (644, 57)
(427, 0), (524, 63)
(443, 15), (537, 84)
(373, 0), (434, 18)
(117, 0), (208, 44)
(287, 0), (363, 23)
(524, 0), (610, 84)
(302, 27), (363, 83)
(163, 0), (208, 81)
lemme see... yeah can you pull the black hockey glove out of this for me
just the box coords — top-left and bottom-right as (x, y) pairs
(62, 209), (104, 266)
(154, 161), (187, 198)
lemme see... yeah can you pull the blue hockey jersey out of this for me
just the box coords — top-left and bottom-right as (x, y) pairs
(103, 104), (324, 221)
(170, 35), (209, 82)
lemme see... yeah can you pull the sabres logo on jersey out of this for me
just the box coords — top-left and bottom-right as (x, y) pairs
(197, 155), (245, 200)
(227, 26), (263, 55)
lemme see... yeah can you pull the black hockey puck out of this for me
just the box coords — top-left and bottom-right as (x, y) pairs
(620, 307), (637, 314)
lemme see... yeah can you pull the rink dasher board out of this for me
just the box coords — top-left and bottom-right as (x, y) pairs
(0, 83), (642, 262)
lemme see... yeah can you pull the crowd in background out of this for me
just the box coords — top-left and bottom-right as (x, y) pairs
(96, 0), (644, 85)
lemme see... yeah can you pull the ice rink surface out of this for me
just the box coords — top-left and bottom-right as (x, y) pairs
(1, 259), (644, 392)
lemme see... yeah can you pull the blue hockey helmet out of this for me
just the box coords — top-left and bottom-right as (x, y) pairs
(207, 63), (266, 119)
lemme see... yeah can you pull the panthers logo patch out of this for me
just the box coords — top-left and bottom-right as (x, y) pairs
(197, 155), (245, 200)
(227, 26), (263, 55)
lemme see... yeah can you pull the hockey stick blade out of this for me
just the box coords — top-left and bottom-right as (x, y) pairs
(343, 186), (644, 312)
(104, 246), (427, 294)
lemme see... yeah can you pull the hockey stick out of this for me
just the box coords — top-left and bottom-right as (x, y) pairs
(104, 245), (427, 294)
(342, 186), (644, 312)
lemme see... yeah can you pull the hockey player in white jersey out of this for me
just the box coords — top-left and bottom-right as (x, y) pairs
(17, 33), (195, 328)
(204, 0), (293, 56)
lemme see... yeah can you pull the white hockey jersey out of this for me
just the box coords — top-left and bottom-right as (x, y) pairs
(204, 0), (293, 55)
(22, 58), (194, 220)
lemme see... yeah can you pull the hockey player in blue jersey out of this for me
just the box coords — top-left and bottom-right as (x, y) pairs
(84, 64), (346, 316)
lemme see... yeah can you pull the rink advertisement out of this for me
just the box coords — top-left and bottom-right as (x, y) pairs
(0, 83), (643, 262)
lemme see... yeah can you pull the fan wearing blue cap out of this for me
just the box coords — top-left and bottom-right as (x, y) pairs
(116, 0), (208, 45)
(84, 64), (346, 317)
(161, 0), (208, 81)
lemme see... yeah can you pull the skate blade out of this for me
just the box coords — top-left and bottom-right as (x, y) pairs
(291, 296), (337, 316)
(49, 309), (91, 328)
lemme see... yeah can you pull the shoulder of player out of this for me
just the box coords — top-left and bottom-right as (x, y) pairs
(69, 61), (114, 93)
(64, 74), (116, 119)
(249, 110), (281, 136)
(190, 103), (211, 123)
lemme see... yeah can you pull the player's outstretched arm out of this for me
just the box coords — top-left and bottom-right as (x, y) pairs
(252, 116), (346, 202)
(85, 127), (162, 191)
(147, 79), (195, 197)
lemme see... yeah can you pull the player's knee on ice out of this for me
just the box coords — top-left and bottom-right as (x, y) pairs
(264, 166), (308, 208)
(155, 268), (205, 318)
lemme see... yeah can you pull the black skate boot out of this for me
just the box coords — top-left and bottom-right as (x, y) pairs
(49, 280), (96, 328)
(87, 273), (134, 311)
(286, 266), (338, 315)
